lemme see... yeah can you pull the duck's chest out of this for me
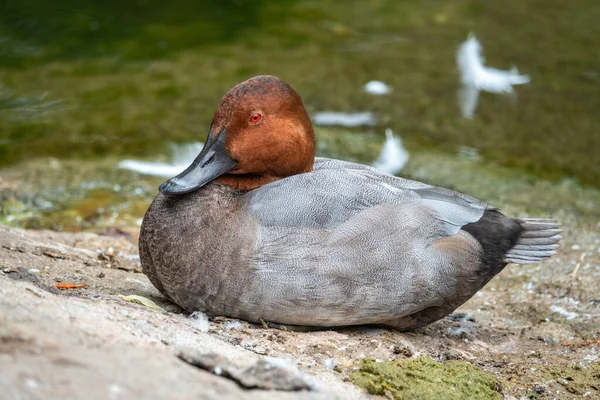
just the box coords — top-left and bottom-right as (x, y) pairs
(139, 183), (258, 312)
(146, 183), (244, 236)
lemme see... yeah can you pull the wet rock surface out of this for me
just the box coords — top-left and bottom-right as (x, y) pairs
(0, 222), (599, 399)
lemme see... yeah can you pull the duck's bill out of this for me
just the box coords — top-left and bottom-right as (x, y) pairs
(158, 130), (236, 195)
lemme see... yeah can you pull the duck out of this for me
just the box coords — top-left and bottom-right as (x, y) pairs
(139, 75), (561, 331)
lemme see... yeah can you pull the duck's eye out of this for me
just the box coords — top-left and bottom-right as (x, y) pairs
(250, 113), (262, 124)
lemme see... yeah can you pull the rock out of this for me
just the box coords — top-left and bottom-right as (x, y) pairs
(391, 345), (413, 358)
(0, 222), (599, 399)
(0, 226), (361, 399)
(177, 350), (314, 391)
(0, 277), (350, 400)
(531, 383), (547, 395)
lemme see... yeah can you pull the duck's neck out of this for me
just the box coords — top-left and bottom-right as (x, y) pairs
(216, 164), (314, 191)
(216, 174), (282, 191)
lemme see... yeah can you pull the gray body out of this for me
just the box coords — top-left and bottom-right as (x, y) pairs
(140, 158), (559, 330)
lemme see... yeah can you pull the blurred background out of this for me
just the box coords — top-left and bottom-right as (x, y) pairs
(0, 0), (599, 233)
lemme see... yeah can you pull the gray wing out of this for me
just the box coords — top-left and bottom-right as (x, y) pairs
(238, 158), (488, 327)
(246, 157), (488, 236)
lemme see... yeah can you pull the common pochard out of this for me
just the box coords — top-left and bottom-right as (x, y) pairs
(139, 75), (560, 330)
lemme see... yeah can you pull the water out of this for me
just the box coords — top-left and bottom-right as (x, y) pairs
(1, 0), (599, 230)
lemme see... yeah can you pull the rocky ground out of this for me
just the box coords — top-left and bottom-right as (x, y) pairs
(1, 145), (600, 400)
(1, 217), (599, 399)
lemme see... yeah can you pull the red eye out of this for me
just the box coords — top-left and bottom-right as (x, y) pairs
(250, 113), (262, 124)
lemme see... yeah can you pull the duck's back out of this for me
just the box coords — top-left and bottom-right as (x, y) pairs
(140, 158), (545, 330)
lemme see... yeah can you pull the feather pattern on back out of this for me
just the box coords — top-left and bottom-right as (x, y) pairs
(247, 158), (487, 236)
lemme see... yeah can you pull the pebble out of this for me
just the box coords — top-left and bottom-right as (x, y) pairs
(392, 345), (414, 357)
(531, 383), (546, 395)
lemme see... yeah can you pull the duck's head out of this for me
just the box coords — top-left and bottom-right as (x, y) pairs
(159, 75), (315, 195)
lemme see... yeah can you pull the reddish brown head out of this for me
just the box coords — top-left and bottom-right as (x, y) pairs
(159, 75), (315, 195)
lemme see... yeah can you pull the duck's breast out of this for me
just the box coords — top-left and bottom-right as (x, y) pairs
(139, 183), (259, 314)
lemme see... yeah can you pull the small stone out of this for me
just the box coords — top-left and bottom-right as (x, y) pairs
(532, 383), (546, 395)
(177, 351), (313, 391)
(392, 345), (414, 357)
(28, 269), (40, 274)
(163, 305), (177, 312)
(250, 345), (268, 355)
(542, 337), (557, 345)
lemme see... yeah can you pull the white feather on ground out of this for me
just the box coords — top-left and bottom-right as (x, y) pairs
(364, 80), (391, 95)
(186, 311), (210, 332)
(457, 33), (530, 118)
(117, 142), (203, 177)
(312, 111), (377, 127)
(371, 128), (409, 175)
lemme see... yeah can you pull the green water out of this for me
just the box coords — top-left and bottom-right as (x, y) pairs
(1, 0), (599, 230)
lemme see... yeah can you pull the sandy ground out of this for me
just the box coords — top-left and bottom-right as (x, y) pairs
(0, 221), (599, 399)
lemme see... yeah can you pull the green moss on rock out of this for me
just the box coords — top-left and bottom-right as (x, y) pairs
(542, 362), (600, 397)
(350, 357), (502, 400)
